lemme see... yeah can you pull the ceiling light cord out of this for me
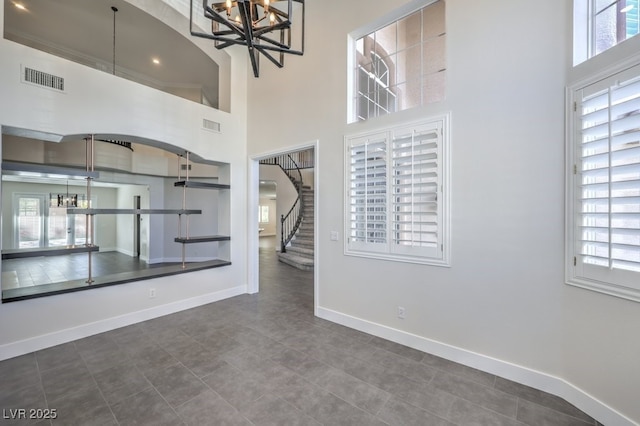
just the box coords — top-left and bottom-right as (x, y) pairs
(111, 6), (118, 75)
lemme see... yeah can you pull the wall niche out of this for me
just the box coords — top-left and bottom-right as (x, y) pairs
(1, 132), (230, 302)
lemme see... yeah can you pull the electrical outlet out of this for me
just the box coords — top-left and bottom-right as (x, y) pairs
(397, 306), (406, 319)
(149, 288), (156, 298)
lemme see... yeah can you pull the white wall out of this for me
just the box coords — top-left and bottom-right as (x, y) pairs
(115, 184), (148, 258)
(245, 0), (639, 424)
(0, 1), (248, 359)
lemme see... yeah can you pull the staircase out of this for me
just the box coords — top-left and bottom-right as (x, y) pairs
(278, 185), (314, 270)
(260, 149), (315, 271)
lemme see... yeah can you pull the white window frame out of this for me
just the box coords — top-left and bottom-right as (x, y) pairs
(566, 58), (640, 302)
(344, 113), (451, 266)
(574, 0), (640, 65)
(347, 0), (446, 123)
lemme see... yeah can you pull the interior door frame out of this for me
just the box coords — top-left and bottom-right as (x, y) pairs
(248, 140), (319, 316)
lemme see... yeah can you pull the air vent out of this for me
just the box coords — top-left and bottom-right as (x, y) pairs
(22, 67), (65, 91)
(202, 118), (221, 133)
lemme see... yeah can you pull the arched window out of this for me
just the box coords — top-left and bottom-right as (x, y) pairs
(356, 48), (396, 121)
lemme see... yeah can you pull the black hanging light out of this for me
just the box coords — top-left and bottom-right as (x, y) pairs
(189, 0), (305, 77)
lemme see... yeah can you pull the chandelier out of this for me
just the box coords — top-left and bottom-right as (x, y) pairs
(190, 0), (305, 77)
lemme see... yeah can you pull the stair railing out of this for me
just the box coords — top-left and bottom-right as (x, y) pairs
(260, 153), (304, 253)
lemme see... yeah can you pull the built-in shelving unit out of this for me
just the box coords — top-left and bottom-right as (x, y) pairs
(1, 138), (232, 302)
(175, 152), (231, 268)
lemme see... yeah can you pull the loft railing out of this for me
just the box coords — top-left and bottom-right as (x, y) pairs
(261, 148), (314, 170)
(96, 138), (134, 151)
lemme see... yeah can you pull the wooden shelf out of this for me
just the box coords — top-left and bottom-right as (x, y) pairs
(174, 235), (230, 243)
(2, 245), (99, 259)
(174, 180), (230, 190)
(69, 208), (202, 215)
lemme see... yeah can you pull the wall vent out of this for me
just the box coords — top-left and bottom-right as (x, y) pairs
(22, 66), (65, 91)
(202, 118), (221, 133)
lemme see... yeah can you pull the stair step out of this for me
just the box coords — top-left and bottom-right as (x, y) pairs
(286, 245), (314, 257)
(293, 239), (314, 248)
(278, 252), (314, 270)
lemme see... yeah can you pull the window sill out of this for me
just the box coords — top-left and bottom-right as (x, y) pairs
(565, 277), (640, 303)
(345, 250), (450, 268)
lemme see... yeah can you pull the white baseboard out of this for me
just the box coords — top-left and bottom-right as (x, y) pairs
(316, 306), (636, 426)
(0, 285), (246, 361)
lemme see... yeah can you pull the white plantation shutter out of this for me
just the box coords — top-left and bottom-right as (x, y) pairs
(391, 123), (442, 258)
(345, 115), (449, 265)
(348, 133), (388, 252)
(571, 63), (640, 299)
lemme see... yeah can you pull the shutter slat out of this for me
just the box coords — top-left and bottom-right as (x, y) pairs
(576, 69), (640, 277)
(390, 124), (442, 250)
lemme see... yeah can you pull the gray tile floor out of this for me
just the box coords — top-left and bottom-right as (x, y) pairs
(0, 237), (601, 425)
(1, 252), (161, 289)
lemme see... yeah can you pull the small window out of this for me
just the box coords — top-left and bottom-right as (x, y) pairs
(351, 0), (446, 122)
(259, 205), (270, 223)
(575, 0), (640, 63)
(592, 0), (639, 56)
(567, 62), (640, 301)
(345, 115), (450, 266)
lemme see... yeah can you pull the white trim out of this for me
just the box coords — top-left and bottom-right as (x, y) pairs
(348, 0), (441, 41)
(316, 306), (637, 426)
(347, 0), (445, 124)
(565, 57), (640, 302)
(344, 114), (451, 267)
(248, 140), (319, 308)
(0, 285), (245, 361)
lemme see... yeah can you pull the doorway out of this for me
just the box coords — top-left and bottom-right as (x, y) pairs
(13, 193), (92, 249)
(249, 141), (319, 316)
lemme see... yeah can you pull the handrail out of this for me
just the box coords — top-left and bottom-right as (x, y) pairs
(260, 148), (314, 170)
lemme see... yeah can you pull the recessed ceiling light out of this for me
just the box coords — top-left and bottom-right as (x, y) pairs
(152, 58), (160, 65)
(14, 2), (27, 10)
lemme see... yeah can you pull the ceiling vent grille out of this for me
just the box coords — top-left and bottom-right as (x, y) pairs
(22, 67), (65, 91)
(202, 118), (221, 133)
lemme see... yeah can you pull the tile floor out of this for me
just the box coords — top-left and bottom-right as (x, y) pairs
(1, 252), (160, 289)
(0, 238), (602, 425)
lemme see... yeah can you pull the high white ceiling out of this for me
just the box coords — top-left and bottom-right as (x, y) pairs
(3, 0), (220, 106)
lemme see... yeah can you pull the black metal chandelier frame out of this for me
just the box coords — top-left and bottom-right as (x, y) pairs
(190, 0), (305, 77)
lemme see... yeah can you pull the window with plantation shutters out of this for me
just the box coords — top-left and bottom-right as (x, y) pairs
(568, 62), (640, 301)
(345, 115), (450, 266)
(348, 133), (388, 252)
(391, 123), (441, 258)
